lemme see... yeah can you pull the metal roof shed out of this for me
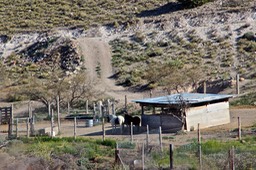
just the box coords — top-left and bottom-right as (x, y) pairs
(133, 93), (233, 132)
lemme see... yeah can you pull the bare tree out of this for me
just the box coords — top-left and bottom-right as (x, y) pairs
(166, 94), (190, 130)
(65, 72), (100, 108)
(175, 94), (190, 130)
(20, 68), (98, 110)
(144, 61), (204, 93)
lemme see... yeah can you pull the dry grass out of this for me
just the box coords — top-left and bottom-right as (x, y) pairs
(0, 0), (168, 34)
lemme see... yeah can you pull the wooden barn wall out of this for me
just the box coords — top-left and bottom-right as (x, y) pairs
(141, 114), (182, 133)
(186, 101), (230, 131)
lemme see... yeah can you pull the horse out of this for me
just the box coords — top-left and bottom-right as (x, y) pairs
(132, 116), (140, 127)
(110, 115), (125, 134)
(124, 114), (141, 132)
(106, 114), (116, 123)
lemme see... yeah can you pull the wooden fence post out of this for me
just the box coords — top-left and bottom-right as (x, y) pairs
(159, 126), (163, 152)
(28, 101), (31, 116)
(142, 143), (145, 170)
(146, 125), (149, 148)
(7, 105), (14, 138)
(112, 101), (115, 115)
(115, 143), (120, 164)
(93, 102), (96, 117)
(48, 102), (51, 117)
(11, 104), (14, 135)
(74, 117), (77, 139)
(203, 81), (207, 94)
(130, 122), (133, 143)
(51, 109), (54, 138)
(26, 118), (29, 138)
(57, 96), (61, 135)
(107, 99), (110, 115)
(86, 100), (89, 114)
(102, 105), (105, 141)
(238, 117), (241, 140)
(125, 95), (127, 111)
(170, 144), (174, 169)
(198, 123), (202, 170)
(236, 74), (240, 95)
(16, 118), (18, 138)
(67, 102), (70, 115)
(229, 146), (235, 170)
(28, 101), (35, 136)
(98, 100), (102, 118)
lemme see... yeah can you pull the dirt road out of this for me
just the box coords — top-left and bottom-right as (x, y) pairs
(75, 38), (146, 103)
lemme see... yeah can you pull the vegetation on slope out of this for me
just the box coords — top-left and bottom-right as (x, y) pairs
(0, 0), (256, 102)
(109, 29), (253, 91)
(0, 0), (170, 34)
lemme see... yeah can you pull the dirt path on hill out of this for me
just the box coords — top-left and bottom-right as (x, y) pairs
(75, 37), (146, 103)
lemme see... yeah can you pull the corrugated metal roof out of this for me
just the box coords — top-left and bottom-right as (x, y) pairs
(133, 93), (233, 105)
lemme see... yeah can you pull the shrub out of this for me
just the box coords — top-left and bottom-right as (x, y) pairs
(241, 32), (255, 41)
(133, 31), (146, 43)
(96, 139), (116, 148)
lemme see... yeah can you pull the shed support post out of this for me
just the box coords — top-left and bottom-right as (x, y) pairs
(153, 107), (156, 114)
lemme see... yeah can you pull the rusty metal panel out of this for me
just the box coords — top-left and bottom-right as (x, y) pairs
(186, 102), (230, 131)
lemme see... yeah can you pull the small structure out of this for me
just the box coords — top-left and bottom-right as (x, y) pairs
(133, 93), (233, 132)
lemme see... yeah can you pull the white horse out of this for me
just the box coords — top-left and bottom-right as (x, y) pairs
(110, 115), (125, 134)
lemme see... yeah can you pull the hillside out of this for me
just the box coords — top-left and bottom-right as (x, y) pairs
(0, 0), (256, 104)
(1, 1), (256, 169)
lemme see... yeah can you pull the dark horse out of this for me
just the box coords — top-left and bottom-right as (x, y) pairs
(124, 114), (141, 132)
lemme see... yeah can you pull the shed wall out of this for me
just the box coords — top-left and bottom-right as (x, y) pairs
(141, 114), (182, 133)
(186, 101), (230, 131)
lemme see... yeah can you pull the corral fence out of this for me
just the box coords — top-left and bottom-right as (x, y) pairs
(0, 103), (36, 139)
(14, 117), (30, 138)
(115, 123), (256, 170)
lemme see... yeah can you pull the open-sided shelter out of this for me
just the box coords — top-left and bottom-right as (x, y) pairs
(133, 93), (233, 132)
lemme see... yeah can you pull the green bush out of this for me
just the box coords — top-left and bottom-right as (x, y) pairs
(96, 139), (116, 148)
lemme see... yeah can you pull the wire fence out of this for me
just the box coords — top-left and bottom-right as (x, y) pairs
(115, 125), (256, 170)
